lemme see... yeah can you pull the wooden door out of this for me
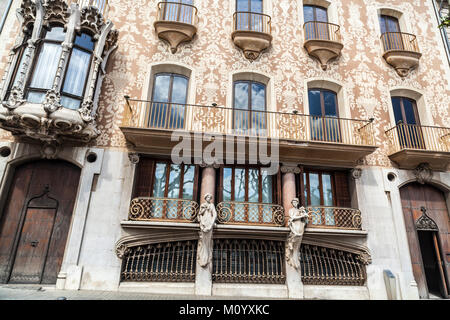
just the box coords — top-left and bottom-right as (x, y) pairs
(400, 182), (450, 298)
(0, 160), (80, 284)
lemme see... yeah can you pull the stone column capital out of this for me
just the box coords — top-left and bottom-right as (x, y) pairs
(281, 163), (300, 174)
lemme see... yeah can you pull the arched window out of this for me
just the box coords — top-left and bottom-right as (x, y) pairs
(233, 80), (266, 134)
(308, 88), (340, 142)
(26, 26), (66, 104)
(391, 96), (424, 149)
(303, 5), (328, 40)
(148, 72), (189, 129)
(60, 32), (95, 110)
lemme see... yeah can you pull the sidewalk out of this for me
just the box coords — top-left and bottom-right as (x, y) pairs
(0, 284), (269, 300)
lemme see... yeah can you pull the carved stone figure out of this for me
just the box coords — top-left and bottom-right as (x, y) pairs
(286, 198), (308, 270)
(197, 193), (217, 267)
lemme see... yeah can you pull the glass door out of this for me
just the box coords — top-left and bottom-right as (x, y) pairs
(303, 5), (328, 40)
(379, 15), (404, 50)
(392, 97), (424, 149)
(308, 88), (341, 142)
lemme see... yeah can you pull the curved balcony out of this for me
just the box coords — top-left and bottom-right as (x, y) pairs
(303, 21), (343, 70)
(216, 201), (285, 226)
(305, 206), (362, 230)
(380, 32), (422, 77)
(232, 11), (272, 60)
(154, 1), (198, 53)
(128, 197), (199, 222)
(385, 123), (450, 170)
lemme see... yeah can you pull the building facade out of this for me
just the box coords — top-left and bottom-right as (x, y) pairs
(0, 0), (449, 299)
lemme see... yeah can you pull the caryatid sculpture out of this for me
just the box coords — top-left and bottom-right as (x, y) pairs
(286, 198), (308, 270)
(197, 193), (217, 267)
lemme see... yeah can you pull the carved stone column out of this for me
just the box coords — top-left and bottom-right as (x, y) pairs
(195, 164), (217, 295)
(281, 163), (299, 220)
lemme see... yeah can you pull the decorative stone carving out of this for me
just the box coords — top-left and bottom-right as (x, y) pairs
(79, 6), (104, 35)
(2, 87), (25, 110)
(42, 0), (69, 26)
(40, 142), (60, 159)
(414, 163), (433, 184)
(281, 164), (300, 174)
(19, 0), (36, 32)
(128, 152), (140, 164)
(115, 244), (131, 259)
(197, 193), (217, 268)
(351, 168), (362, 180)
(199, 160), (221, 169)
(415, 207), (439, 231)
(357, 251), (372, 265)
(286, 198), (308, 270)
(42, 89), (62, 114)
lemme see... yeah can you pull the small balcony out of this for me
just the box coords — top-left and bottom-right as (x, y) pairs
(385, 123), (450, 170)
(154, 1), (198, 53)
(380, 32), (422, 77)
(232, 11), (272, 60)
(120, 99), (377, 167)
(128, 197), (199, 222)
(303, 21), (343, 70)
(216, 201), (285, 226)
(305, 206), (362, 230)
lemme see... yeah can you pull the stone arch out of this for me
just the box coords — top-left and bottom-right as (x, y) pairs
(304, 77), (349, 118)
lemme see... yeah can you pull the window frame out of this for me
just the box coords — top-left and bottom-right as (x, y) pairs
(236, 0), (264, 13)
(391, 96), (421, 125)
(303, 4), (328, 22)
(232, 80), (267, 132)
(5, 35), (30, 99)
(59, 31), (96, 109)
(300, 169), (337, 207)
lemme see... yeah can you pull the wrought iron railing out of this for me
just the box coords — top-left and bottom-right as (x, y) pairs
(156, 1), (198, 25)
(233, 11), (271, 34)
(121, 241), (197, 282)
(300, 244), (366, 286)
(304, 21), (341, 42)
(212, 239), (285, 284)
(385, 123), (450, 154)
(128, 197), (199, 222)
(216, 201), (285, 226)
(123, 99), (376, 146)
(306, 206), (362, 230)
(380, 32), (420, 53)
(70, 0), (109, 17)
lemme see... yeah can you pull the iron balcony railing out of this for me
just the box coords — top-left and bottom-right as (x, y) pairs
(380, 32), (420, 53)
(385, 122), (450, 154)
(128, 197), (199, 222)
(70, 0), (109, 17)
(305, 206), (362, 230)
(303, 21), (341, 42)
(156, 1), (198, 25)
(216, 201), (285, 226)
(233, 11), (271, 34)
(123, 99), (376, 146)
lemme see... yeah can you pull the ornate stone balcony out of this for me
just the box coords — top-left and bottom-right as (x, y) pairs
(385, 123), (450, 170)
(0, 0), (118, 146)
(120, 99), (377, 167)
(231, 11), (272, 60)
(380, 32), (422, 77)
(303, 21), (343, 70)
(154, 1), (198, 53)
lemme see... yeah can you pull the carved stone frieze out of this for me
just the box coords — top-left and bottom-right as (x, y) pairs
(19, 0), (37, 32)
(281, 164), (300, 174)
(79, 6), (104, 35)
(351, 168), (362, 180)
(42, 0), (69, 26)
(2, 87), (25, 110)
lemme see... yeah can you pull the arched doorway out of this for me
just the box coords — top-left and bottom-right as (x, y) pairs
(400, 182), (450, 298)
(0, 160), (81, 284)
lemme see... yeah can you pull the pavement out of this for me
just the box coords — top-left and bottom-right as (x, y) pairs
(0, 284), (269, 300)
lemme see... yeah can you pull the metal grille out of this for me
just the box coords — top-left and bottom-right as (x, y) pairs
(300, 244), (366, 286)
(121, 241), (197, 282)
(306, 206), (362, 230)
(217, 201), (285, 226)
(212, 239), (286, 284)
(129, 197), (199, 222)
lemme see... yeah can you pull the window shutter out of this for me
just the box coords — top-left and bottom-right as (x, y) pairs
(133, 158), (154, 198)
(334, 171), (351, 208)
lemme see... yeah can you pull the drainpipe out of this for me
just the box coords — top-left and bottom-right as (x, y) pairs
(432, 0), (450, 67)
(0, 0), (13, 36)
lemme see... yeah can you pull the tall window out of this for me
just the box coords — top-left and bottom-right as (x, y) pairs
(233, 80), (266, 134)
(27, 26), (66, 104)
(379, 15), (403, 50)
(303, 5), (328, 40)
(391, 96), (424, 149)
(308, 88), (340, 142)
(235, 0), (264, 32)
(60, 33), (95, 110)
(148, 73), (188, 129)
(219, 166), (279, 223)
(162, 0), (194, 24)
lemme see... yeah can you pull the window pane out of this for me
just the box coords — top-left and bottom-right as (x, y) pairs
(323, 90), (337, 116)
(379, 16), (387, 34)
(391, 97), (403, 123)
(315, 6), (328, 22)
(250, 0), (263, 13)
(167, 164), (182, 198)
(62, 48), (91, 97)
(248, 168), (259, 203)
(152, 163), (167, 197)
(223, 168), (232, 201)
(251, 82), (265, 111)
(402, 98), (417, 125)
(234, 82), (249, 132)
(182, 165), (195, 199)
(27, 91), (46, 104)
(309, 173), (321, 206)
(303, 6), (314, 22)
(308, 89), (322, 116)
(74, 33), (94, 51)
(168, 76), (187, 128)
(45, 27), (66, 41)
(303, 173), (308, 205)
(171, 76), (188, 104)
(237, 0), (249, 11)
(153, 74), (171, 102)
(387, 16), (400, 32)
(322, 174), (333, 206)
(234, 168), (246, 201)
(29, 43), (62, 90)
(61, 95), (81, 110)
(261, 171), (272, 203)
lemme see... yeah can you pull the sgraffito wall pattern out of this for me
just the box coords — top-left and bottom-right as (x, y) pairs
(0, 0), (449, 168)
